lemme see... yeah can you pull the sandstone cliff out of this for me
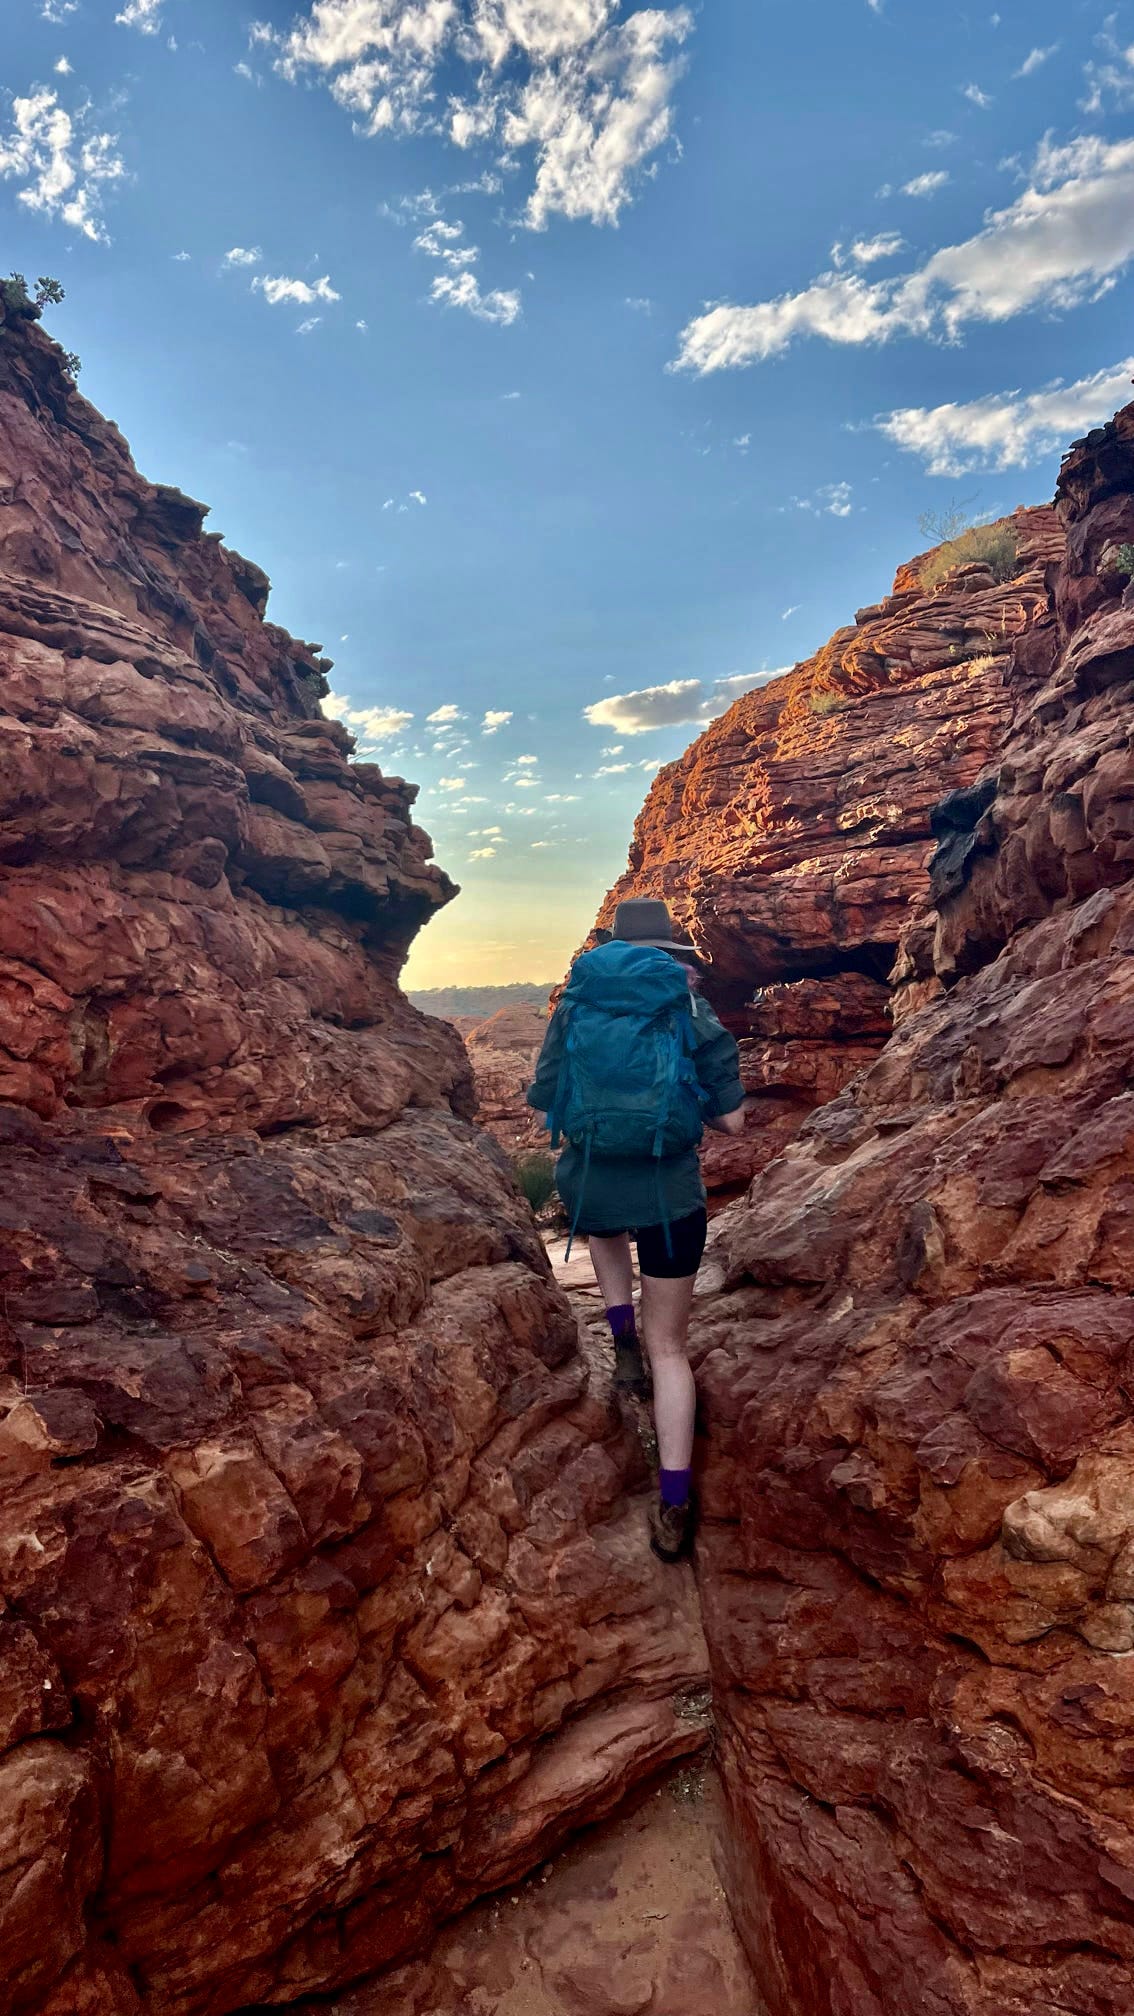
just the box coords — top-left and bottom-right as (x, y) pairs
(0, 301), (706, 2015)
(465, 1003), (549, 1155)
(687, 420), (1134, 2011)
(597, 505), (1063, 1195)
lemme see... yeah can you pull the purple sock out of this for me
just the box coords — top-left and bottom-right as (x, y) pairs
(660, 1467), (692, 1508)
(607, 1303), (637, 1342)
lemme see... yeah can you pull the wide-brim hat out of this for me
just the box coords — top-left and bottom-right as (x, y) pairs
(596, 896), (706, 962)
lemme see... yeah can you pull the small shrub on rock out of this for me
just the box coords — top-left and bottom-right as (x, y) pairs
(809, 690), (846, 716)
(514, 1150), (557, 1213)
(920, 522), (1018, 591)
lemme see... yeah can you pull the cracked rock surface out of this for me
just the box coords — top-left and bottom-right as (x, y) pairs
(689, 408), (1134, 2011)
(0, 306), (707, 2014)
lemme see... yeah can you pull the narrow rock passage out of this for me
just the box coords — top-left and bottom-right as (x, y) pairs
(291, 1238), (762, 2016)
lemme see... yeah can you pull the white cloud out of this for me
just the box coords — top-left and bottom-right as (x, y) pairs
(323, 690), (413, 738)
(254, 272), (340, 305)
(673, 135), (1134, 373)
(427, 703), (464, 723)
(849, 230), (906, 263)
(902, 170), (949, 198)
(877, 354), (1134, 475)
(261, 0), (691, 230)
(482, 708), (512, 733)
(794, 481), (853, 517)
(438, 775), (467, 791)
(409, 488), (427, 504)
(116, 0), (164, 29)
(925, 129), (957, 148)
(224, 245), (263, 266)
(584, 669), (785, 735)
(515, 753), (538, 764)
(963, 83), (994, 108)
(1082, 22), (1134, 114)
(782, 603), (801, 619)
(54, 57), (72, 75)
(734, 431), (751, 450)
(531, 839), (552, 847)
(297, 316), (322, 333)
(430, 268), (521, 322)
(42, 1), (79, 17)
(1015, 44), (1058, 78)
(356, 317), (368, 330)
(468, 845), (497, 859)
(172, 248), (191, 260)
(0, 89), (125, 243)
(596, 761), (631, 773)
(626, 295), (654, 313)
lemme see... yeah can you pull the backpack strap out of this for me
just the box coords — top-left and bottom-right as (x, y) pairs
(564, 1126), (593, 1264)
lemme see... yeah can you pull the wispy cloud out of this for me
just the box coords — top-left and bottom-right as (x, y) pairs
(482, 709), (513, 734)
(431, 268), (521, 324)
(902, 170), (949, 198)
(224, 245), (262, 266)
(793, 481), (853, 517)
(256, 0), (692, 231)
(584, 669), (786, 735)
(116, 0), (165, 30)
(411, 207), (521, 323)
(1082, 20), (1134, 114)
(0, 88), (124, 243)
(427, 704), (464, 724)
(877, 355), (1134, 475)
(962, 83), (994, 109)
(673, 135), (1134, 373)
(254, 271), (340, 306)
(1015, 44), (1058, 79)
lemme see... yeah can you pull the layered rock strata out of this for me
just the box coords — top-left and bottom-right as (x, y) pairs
(694, 411), (1134, 2012)
(598, 507), (1063, 1195)
(0, 305), (706, 2015)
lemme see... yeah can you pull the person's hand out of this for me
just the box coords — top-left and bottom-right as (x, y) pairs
(706, 1104), (746, 1138)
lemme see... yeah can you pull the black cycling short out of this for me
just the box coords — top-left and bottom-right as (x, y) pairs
(634, 1207), (708, 1280)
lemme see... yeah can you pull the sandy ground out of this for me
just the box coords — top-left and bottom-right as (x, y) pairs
(326, 1767), (762, 2016)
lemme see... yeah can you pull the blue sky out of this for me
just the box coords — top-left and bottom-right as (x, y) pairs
(5, 0), (1134, 983)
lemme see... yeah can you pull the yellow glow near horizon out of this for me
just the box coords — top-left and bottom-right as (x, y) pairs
(402, 874), (603, 989)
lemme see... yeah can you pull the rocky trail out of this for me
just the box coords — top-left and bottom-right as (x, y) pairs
(292, 1236), (763, 2016)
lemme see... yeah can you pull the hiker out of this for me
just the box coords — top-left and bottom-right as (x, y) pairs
(527, 898), (745, 1563)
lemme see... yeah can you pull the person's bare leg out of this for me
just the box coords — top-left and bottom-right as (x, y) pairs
(639, 1271), (697, 1471)
(586, 1232), (634, 1309)
(588, 1234), (649, 1396)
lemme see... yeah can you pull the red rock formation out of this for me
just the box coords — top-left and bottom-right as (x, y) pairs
(597, 506), (1063, 1195)
(465, 1003), (550, 1155)
(0, 302), (706, 2014)
(693, 411), (1134, 2011)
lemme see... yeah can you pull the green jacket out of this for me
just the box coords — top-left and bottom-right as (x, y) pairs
(526, 992), (744, 1234)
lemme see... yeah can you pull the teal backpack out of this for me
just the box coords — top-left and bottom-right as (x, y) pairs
(547, 940), (709, 1253)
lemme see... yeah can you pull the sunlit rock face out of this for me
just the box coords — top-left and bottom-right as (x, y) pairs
(0, 301), (706, 2015)
(595, 504), (1063, 1199)
(692, 411), (1134, 2014)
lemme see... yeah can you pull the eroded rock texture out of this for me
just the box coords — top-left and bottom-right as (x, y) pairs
(0, 307), (705, 2015)
(597, 506), (1063, 1196)
(464, 1003), (549, 1157)
(693, 411), (1134, 2012)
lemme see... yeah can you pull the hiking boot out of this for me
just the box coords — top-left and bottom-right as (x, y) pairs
(649, 1492), (695, 1563)
(613, 1338), (651, 1399)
